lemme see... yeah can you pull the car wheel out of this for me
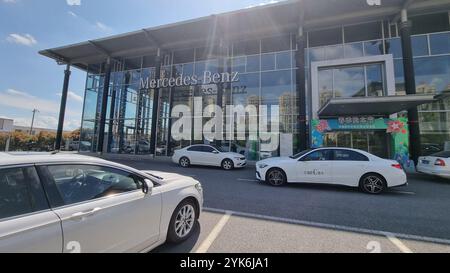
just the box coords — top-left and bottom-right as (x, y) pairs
(179, 157), (190, 168)
(167, 200), (197, 243)
(266, 168), (286, 186)
(360, 173), (386, 194)
(222, 159), (234, 170)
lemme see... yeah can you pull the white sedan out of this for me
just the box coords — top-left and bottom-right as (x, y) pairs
(172, 144), (247, 170)
(0, 152), (203, 253)
(256, 148), (407, 194)
(417, 151), (450, 179)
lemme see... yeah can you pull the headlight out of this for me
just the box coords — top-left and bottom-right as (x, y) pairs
(258, 164), (269, 169)
(234, 157), (242, 160)
(195, 183), (203, 194)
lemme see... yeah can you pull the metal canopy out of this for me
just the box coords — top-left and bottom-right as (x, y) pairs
(318, 95), (437, 118)
(39, 0), (450, 70)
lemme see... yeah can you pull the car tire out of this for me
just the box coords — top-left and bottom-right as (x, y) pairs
(222, 159), (234, 170)
(266, 168), (287, 186)
(359, 173), (386, 194)
(179, 157), (190, 168)
(167, 199), (197, 243)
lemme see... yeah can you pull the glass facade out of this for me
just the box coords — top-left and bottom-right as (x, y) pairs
(307, 15), (450, 156)
(80, 34), (298, 160)
(80, 11), (450, 160)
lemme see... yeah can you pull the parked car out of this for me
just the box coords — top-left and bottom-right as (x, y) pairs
(172, 144), (247, 170)
(124, 141), (151, 154)
(68, 141), (92, 152)
(256, 148), (407, 194)
(0, 152), (203, 253)
(417, 151), (450, 179)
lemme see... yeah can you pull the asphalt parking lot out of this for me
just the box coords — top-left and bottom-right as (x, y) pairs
(114, 159), (450, 253)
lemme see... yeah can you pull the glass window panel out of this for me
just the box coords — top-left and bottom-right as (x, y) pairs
(194, 61), (206, 78)
(233, 39), (260, 56)
(344, 43), (363, 58)
(430, 32), (450, 55)
(318, 69), (333, 107)
(364, 40), (384, 56)
(344, 21), (382, 43)
(394, 59), (406, 95)
(334, 66), (366, 98)
(366, 64), (384, 97)
(309, 47), (325, 62)
(325, 45), (344, 60)
(414, 56), (450, 95)
(261, 70), (293, 114)
(411, 13), (450, 35)
(385, 38), (403, 58)
(261, 35), (291, 53)
(261, 53), (276, 71)
(412, 35), (429, 56)
(183, 63), (194, 76)
(232, 57), (246, 73)
(276, 51), (292, 69)
(308, 27), (343, 47)
(82, 90), (98, 121)
(246, 55), (260, 72)
(231, 73), (260, 107)
(173, 48), (195, 64)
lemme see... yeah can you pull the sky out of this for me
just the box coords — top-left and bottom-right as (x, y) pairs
(0, 0), (282, 131)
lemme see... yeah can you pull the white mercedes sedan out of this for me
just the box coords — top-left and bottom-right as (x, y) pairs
(256, 148), (407, 194)
(172, 144), (247, 170)
(417, 151), (450, 179)
(0, 152), (203, 253)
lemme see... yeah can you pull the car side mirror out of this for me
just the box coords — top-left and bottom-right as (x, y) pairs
(143, 179), (154, 194)
(213, 150), (219, 154)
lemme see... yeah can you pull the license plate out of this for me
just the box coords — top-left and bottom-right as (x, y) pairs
(422, 160), (430, 165)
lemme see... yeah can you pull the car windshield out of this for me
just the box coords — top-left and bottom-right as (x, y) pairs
(431, 151), (450, 158)
(290, 149), (313, 159)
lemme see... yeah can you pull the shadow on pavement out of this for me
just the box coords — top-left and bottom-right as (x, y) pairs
(151, 222), (201, 253)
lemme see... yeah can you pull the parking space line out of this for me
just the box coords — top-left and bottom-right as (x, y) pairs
(385, 233), (413, 253)
(204, 207), (450, 246)
(196, 211), (233, 253)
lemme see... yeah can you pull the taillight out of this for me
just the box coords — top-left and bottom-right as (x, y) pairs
(435, 159), (446, 167)
(392, 163), (403, 170)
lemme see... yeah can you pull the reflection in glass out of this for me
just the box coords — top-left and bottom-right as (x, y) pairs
(412, 35), (429, 56)
(430, 32), (450, 55)
(276, 51), (292, 69)
(385, 38), (403, 58)
(232, 57), (246, 73)
(246, 55), (260, 72)
(261, 53), (275, 71)
(325, 45), (344, 60)
(334, 66), (365, 98)
(414, 56), (450, 95)
(364, 40), (384, 56)
(366, 64), (384, 96)
(309, 47), (325, 62)
(344, 43), (364, 58)
(318, 69), (333, 107)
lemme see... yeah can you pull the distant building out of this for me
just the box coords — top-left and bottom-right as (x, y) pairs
(0, 118), (14, 133)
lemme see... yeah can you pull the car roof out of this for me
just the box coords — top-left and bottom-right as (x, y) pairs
(0, 152), (112, 167)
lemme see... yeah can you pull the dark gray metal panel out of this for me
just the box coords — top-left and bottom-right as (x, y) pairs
(318, 95), (436, 117)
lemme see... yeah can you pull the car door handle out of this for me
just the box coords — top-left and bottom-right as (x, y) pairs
(70, 208), (102, 220)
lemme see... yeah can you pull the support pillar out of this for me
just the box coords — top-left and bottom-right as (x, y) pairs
(399, 12), (421, 165)
(97, 58), (112, 154)
(149, 50), (162, 156)
(296, 31), (308, 152)
(55, 64), (71, 151)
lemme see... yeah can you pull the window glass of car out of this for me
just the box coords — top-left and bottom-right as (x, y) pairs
(0, 167), (49, 220)
(46, 165), (143, 206)
(301, 150), (333, 161)
(202, 146), (218, 153)
(334, 150), (369, 161)
(431, 151), (450, 158)
(187, 146), (203, 152)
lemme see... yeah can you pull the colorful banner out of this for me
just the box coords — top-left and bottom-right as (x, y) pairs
(311, 117), (412, 167)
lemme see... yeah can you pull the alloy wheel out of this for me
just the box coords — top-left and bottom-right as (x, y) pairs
(222, 160), (233, 170)
(363, 175), (385, 194)
(268, 170), (285, 186)
(174, 204), (195, 238)
(180, 158), (189, 168)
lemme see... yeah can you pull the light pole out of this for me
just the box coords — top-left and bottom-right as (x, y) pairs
(30, 109), (39, 135)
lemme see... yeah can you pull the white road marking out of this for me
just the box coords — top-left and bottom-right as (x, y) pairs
(196, 211), (233, 253)
(385, 233), (414, 253)
(204, 207), (450, 246)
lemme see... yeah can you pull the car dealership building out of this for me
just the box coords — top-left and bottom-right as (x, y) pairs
(41, 0), (450, 166)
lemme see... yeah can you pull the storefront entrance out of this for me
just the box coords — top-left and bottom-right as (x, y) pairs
(323, 131), (390, 158)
